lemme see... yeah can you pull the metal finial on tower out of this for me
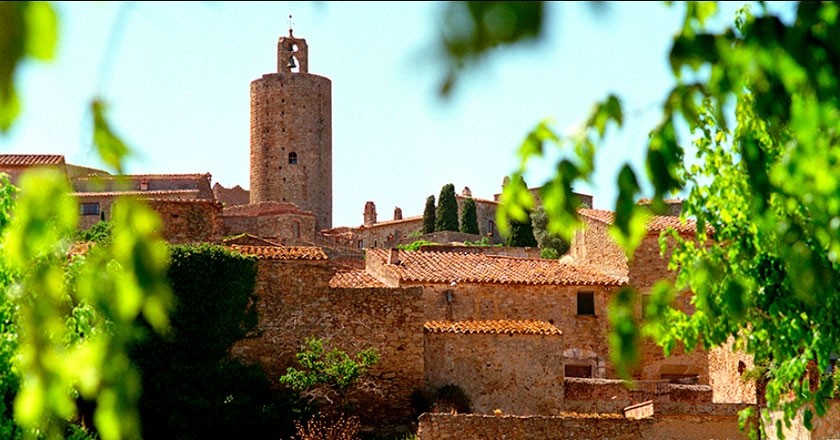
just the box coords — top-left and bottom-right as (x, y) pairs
(288, 14), (294, 37)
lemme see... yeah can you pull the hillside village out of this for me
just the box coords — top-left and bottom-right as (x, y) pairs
(3, 29), (840, 439)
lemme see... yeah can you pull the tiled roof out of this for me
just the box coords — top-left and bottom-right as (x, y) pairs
(72, 190), (201, 198)
(369, 248), (626, 286)
(424, 320), (562, 336)
(0, 154), (65, 166)
(228, 244), (327, 260)
(329, 270), (386, 288)
(73, 173), (208, 181)
(578, 208), (703, 235)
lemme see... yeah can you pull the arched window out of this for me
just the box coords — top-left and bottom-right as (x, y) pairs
(288, 152), (298, 164)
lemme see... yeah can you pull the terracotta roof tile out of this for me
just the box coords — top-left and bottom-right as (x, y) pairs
(228, 244), (327, 260)
(72, 190), (201, 198)
(329, 270), (386, 288)
(369, 248), (626, 286)
(578, 208), (705, 235)
(0, 154), (65, 166)
(73, 173), (208, 181)
(424, 320), (562, 336)
(356, 215), (423, 229)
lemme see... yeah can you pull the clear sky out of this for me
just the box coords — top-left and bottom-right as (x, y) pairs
(0, 1), (795, 228)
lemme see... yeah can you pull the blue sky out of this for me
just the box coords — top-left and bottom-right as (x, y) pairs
(0, 1), (794, 228)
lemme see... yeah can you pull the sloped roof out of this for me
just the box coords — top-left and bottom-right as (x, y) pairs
(73, 190), (201, 198)
(329, 270), (386, 288)
(578, 208), (703, 235)
(424, 320), (562, 336)
(73, 173), (209, 181)
(228, 244), (327, 260)
(0, 154), (65, 166)
(368, 248), (626, 286)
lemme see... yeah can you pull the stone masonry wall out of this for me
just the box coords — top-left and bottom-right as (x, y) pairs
(146, 199), (222, 244)
(250, 71), (332, 230)
(708, 338), (757, 404)
(570, 217), (628, 278)
(221, 211), (316, 244)
(420, 284), (618, 378)
(424, 332), (565, 415)
(212, 182), (250, 206)
(417, 410), (748, 440)
(230, 259), (425, 434)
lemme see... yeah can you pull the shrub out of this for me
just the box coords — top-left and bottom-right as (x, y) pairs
(397, 240), (436, 251)
(293, 412), (360, 440)
(131, 243), (288, 440)
(410, 384), (472, 415)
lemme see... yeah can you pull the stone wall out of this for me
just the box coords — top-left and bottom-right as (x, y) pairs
(212, 182), (250, 206)
(230, 258), (425, 433)
(570, 216), (628, 279)
(146, 199), (223, 244)
(563, 378), (713, 414)
(424, 331), (565, 415)
(417, 406), (750, 439)
(221, 202), (317, 244)
(708, 338), (756, 404)
(418, 284), (618, 378)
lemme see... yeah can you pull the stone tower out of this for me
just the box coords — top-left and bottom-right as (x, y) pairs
(250, 29), (333, 230)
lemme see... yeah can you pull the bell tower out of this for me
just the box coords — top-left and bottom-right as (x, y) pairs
(249, 23), (333, 230)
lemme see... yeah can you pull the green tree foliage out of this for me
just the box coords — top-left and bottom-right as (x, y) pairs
(130, 244), (287, 440)
(505, 210), (538, 248)
(531, 205), (569, 258)
(434, 183), (459, 232)
(279, 337), (379, 413)
(459, 197), (479, 235)
(422, 195), (436, 234)
(76, 221), (113, 245)
(439, 0), (840, 431)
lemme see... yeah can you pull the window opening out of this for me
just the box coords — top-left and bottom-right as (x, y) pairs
(577, 291), (595, 316)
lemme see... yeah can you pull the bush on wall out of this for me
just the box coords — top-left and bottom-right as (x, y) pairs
(130, 243), (292, 440)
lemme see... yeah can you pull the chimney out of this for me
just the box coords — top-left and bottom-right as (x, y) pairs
(363, 201), (377, 225)
(394, 206), (403, 221)
(388, 248), (400, 265)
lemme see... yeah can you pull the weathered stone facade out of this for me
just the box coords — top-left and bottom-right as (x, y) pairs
(220, 201), (316, 245)
(230, 255), (425, 433)
(417, 405), (751, 440)
(249, 31), (332, 231)
(212, 182), (250, 206)
(145, 199), (223, 244)
(424, 323), (565, 415)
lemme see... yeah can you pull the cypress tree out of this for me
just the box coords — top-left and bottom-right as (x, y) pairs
(422, 195), (436, 234)
(505, 210), (538, 247)
(435, 183), (459, 232)
(460, 197), (479, 235)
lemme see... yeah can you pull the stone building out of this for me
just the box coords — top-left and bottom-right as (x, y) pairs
(3, 28), (839, 439)
(249, 29), (332, 231)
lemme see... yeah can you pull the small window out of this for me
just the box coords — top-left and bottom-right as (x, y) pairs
(288, 152), (298, 164)
(80, 202), (100, 216)
(139, 179), (149, 191)
(577, 291), (595, 316)
(565, 364), (592, 378)
(293, 221), (301, 239)
(487, 220), (495, 237)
